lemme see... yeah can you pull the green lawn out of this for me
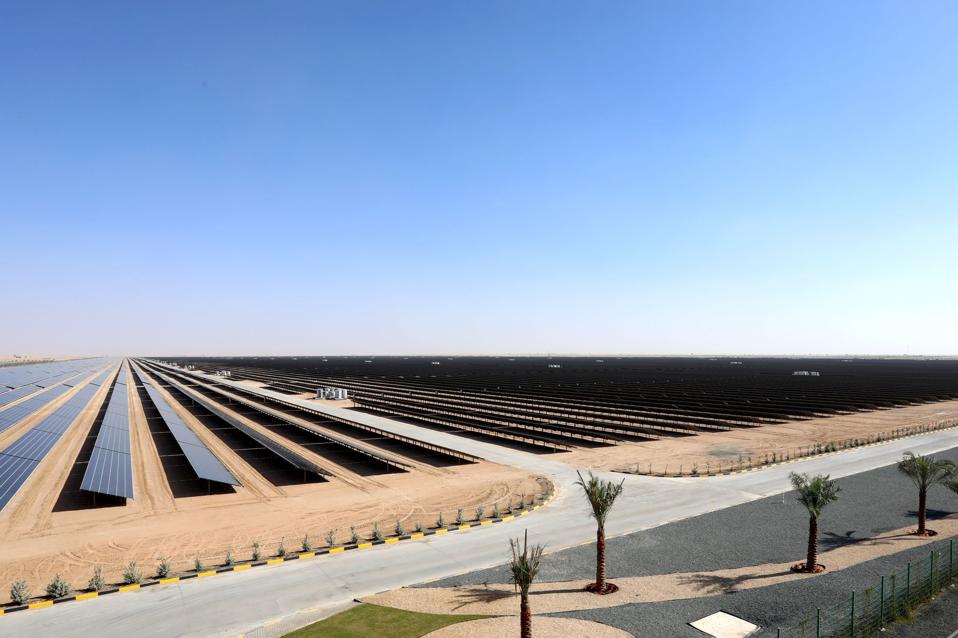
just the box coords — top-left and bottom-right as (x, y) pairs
(282, 603), (490, 638)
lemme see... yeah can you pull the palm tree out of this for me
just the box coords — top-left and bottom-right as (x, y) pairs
(576, 471), (624, 594)
(790, 472), (840, 573)
(897, 452), (956, 536)
(509, 530), (544, 638)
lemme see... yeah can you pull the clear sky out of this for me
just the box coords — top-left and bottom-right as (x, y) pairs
(2, 1), (956, 356)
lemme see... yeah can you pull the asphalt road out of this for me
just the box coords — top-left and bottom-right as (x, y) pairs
(4, 412), (957, 638)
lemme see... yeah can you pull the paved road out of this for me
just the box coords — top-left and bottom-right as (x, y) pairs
(5, 403), (957, 637)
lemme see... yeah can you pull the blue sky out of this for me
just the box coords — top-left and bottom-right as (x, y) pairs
(2, 1), (956, 355)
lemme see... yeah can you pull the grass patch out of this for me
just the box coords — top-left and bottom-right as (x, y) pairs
(283, 603), (489, 638)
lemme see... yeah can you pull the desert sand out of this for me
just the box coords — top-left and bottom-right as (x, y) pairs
(561, 400), (958, 473)
(424, 616), (632, 637)
(0, 365), (548, 596)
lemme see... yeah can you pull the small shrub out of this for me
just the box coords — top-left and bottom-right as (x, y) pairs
(194, 556), (204, 571)
(88, 566), (105, 592)
(10, 579), (30, 605)
(46, 574), (71, 599)
(393, 520), (404, 536)
(350, 526), (359, 545)
(301, 534), (311, 552)
(435, 512), (445, 529)
(414, 521), (424, 533)
(372, 523), (384, 542)
(252, 542), (261, 562)
(156, 557), (172, 579)
(277, 538), (286, 557)
(123, 560), (142, 585)
(475, 506), (485, 521)
(326, 529), (336, 546)
(492, 503), (500, 519)
(224, 550), (233, 566)
(690, 464), (699, 476)
(455, 509), (464, 525)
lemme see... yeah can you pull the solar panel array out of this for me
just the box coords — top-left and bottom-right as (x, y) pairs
(0, 364), (104, 409)
(0, 384), (73, 433)
(0, 358), (105, 392)
(0, 368), (114, 510)
(80, 364), (134, 499)
(133, 366), (239, 486)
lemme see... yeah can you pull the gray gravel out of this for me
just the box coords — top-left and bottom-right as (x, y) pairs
(419, 446), (958, 637)
(885, 585), (958, 638)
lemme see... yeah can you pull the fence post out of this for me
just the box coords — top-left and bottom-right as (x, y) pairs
(906, 562), (911, 605)
(816, 608), (821, 638)
(879, 575), (885, 629)
(930, 550), (935, 595)
(849, 590), (855, 637)
(950, 539), (954, 580)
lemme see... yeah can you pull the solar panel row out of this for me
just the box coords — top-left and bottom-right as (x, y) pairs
(0, 358), (106, 392)
(0, 368), (114, 510)
(132, 366), (239, 486)
(80, 363), (134, 499)
(0, 384), (45, 409)
(0, 384), (73, 433)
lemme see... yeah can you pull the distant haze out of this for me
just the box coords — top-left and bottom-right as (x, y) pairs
(2, 2), (957, 356)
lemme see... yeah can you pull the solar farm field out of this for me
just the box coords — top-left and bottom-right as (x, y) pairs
(1, 355), (956, 606)
(159, 356), (958, 454)
(0, 358), (543, 599)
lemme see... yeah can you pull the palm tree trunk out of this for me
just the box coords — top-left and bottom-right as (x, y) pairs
(596, 528), (606, 591)
(520, 591), (532, 638)
(806, 515), (818, 571)
(918, 488), (927, 535)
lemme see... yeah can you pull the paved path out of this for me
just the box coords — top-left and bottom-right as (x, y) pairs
(5, 383), (958, 638)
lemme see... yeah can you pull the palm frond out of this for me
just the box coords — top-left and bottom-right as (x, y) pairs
(897, 452), (956, 490)
(509, 530), (545, 594)
(575, 471), (625, 528)
(790, 472), (840, 518)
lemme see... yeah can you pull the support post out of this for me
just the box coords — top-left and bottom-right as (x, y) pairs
(850, 590), (855, 637)
(930, 550), (935, 595)
(879, 575), (885, 629)
(950, 539), (954, 580)
(906, 562), (911, 605)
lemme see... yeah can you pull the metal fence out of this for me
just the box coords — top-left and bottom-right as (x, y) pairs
(775, 539), (956, 638)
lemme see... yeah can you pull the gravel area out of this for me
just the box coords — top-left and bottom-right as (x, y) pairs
(886, 585), (958, 638)
(425, 447), (958, 587)
(418, 446), (958, 636)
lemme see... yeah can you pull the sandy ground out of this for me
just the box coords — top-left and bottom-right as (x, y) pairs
(368, 514), (958, 616)
(0, 465), (546, 595)
(424, 616), (633, 637)
(561, 400), (958, 473)
(0, 365), (548, 597)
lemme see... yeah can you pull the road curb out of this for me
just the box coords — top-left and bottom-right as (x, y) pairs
(0, 488), (556, 618)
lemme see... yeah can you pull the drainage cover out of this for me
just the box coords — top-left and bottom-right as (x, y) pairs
(689, 611), (759, 638)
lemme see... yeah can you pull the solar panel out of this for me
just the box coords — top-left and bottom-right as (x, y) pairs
(0, 358), (107, 392)
(80, 363), (134, 499)
(133, 366), (239, 486)
(0, 385), (73, 433)
(0, 385), (42, 409)
(0, 372), (109, 511)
